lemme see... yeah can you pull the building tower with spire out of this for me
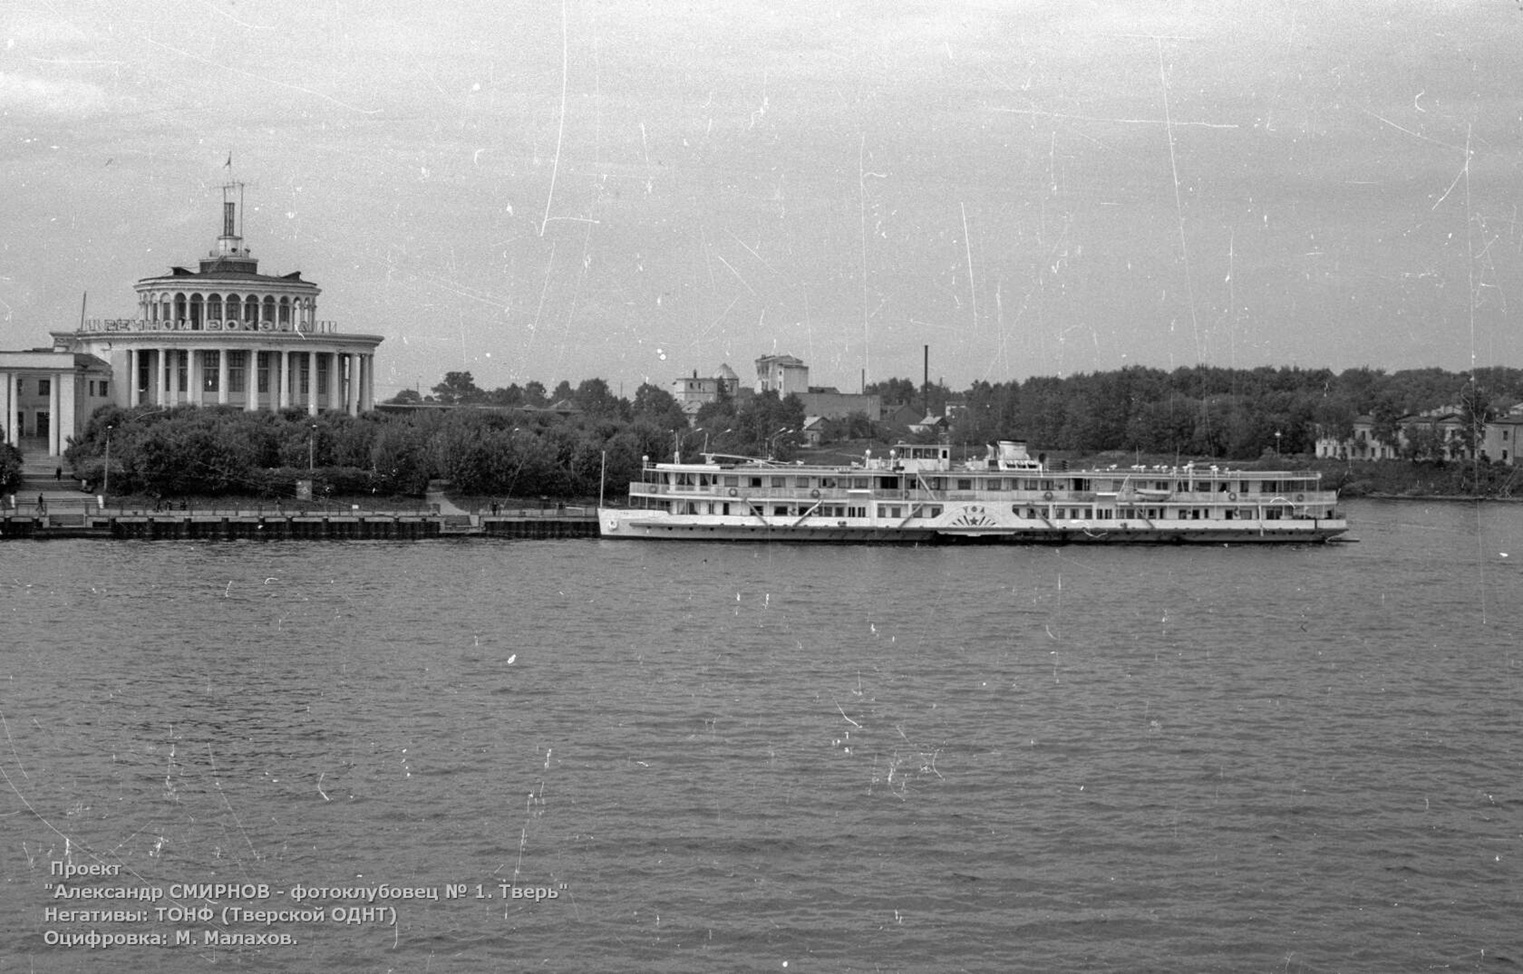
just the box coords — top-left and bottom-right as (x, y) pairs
(46, 181), (384, 425)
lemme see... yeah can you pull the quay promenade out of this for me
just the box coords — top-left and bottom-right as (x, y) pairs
(2, 449), (597, 541)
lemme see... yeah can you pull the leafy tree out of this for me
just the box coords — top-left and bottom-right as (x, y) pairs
(485, 384), (525, 407)
(370, 419), (431, 494)
(1457, 382), (1496, 457)
(866, 376), (918, 407)
(574, 377), (630, 419)
(431, 371), (483, 405)
(1401, 420), (1446, 464)
(0, 440), (21, 494)
(631, 382), (689, 430)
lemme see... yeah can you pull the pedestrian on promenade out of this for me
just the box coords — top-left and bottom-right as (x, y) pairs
(55, 466), (62, 481)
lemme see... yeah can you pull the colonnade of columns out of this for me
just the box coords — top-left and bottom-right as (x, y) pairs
(0, 369), (79, 456)
(124, 347), (375, 415)
(137, 292), (319, 330)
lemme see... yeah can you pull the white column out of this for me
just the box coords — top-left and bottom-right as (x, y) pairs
(364, 354), (375, 411)
(3, 372), (16, 445)
(306, 350), (318, 416)
(278, 350), (290, 409)
(346, 353), (359, 416)
(245, 351), (259, 411)
(218, 348), (230, 405)
(326, 351), (339, 412)
(125, 348), (137, 407)
(48, 371), (62, 456)
(155, 349), (166, 407)
(58, 370), (77, 454)
(189, 349), (203, 406)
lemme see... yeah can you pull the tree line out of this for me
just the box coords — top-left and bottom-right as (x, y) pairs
(51, 363), (1521, 501)
(58, 376), (806, 501)
(878, 364), (1523, 462)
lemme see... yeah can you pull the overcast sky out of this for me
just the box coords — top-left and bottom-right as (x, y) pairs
(3, 1), (1521, 398)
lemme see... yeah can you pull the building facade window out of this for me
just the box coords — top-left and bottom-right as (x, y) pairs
(202, 350), (219, 391)
(228, 351), (246, 394)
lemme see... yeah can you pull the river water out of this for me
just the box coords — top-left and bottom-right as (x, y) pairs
(1, 498), (1519, 972)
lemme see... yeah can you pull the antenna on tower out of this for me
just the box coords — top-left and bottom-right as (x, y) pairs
(217, 156), (256, 258)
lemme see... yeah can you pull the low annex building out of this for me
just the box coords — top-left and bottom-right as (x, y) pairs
(0, 351), (114, 458)
(1, 182), (384, 458)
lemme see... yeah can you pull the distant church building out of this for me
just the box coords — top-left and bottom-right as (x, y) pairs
(1, 182), (383, 457)
(671, 364), (741, 416)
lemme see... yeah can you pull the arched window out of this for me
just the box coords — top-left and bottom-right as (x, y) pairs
(279, 296), (291, 324)
(263, 295), (276, 323)
(244, 295), (258, 322)
(174, 293), (188, 324)
(208, 294), (223, 322)
(189, 294), (203, 329)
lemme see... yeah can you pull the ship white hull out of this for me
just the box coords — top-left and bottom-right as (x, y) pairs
(598, 507), (1349, 544)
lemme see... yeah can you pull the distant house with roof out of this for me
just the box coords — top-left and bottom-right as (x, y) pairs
(753, 355), (880, 421)
(671, 365), (741, 416)
(1482, 406), (1523, 464)
(1316, 405), (1510, 463)
(1315, 416), (1399, 461)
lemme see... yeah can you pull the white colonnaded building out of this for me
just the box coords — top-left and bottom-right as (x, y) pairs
(1, 182), (383, 458)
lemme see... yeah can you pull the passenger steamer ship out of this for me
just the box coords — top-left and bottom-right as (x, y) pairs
(598, 440), (1348, 544)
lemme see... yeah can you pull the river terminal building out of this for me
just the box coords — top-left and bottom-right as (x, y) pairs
(1, 183), (383, 457)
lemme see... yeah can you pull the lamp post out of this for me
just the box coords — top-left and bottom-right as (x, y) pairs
(1274, 430), (1282, 457)
(768, 427), (792, 460)
(103, 425), (113, 497)
(308, 423), (317, 472)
